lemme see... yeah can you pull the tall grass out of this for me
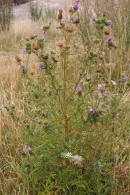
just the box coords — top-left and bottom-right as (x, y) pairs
(0, 0), (13, 31)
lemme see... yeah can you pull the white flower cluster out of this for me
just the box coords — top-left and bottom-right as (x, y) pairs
(61, 152), (84, 167)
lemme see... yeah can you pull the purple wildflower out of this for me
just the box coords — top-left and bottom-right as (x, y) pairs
(108, 20), (112, 26)
(88, 109), (96, 115)
(25, 146), (31, 152)
(21, 49), (26, 54)
(123, 76), (128, 83)
(41, 34), (46, 39)
(73, 2), (79, 10)
(107, 36), (114, 42)
(102, 171), (108, 176)
(87, 74), (92, 80)
(61, 18), (65, 23)
(41, 124), (45, 129)
(38, 63), (44, 70)
(21, 64), (26, 69)
(76, 87), (82, 92)
(91, 16), (96, 22)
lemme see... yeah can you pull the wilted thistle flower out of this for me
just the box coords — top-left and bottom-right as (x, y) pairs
(123, 76), (128, 83)
(58, 9), (63, 20)
(105, 63), (116, 68)
(73, 18), (80, 24)
(88, 108), (95, 115)
(15, 55), (22, 62)
(68, 6), (74, 13)
(38, 63), (44, 70)
(25, 146), (31, 152)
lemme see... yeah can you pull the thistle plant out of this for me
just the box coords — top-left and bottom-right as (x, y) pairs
(15, 0), (129, 137)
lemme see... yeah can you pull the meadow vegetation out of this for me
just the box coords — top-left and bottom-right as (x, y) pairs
(0, 0), (130, 194)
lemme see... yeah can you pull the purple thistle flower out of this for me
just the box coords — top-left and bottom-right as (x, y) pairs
(21, 49), (26, 54)
(87, 74), (92, 80)
(123, 76), (128, 83)
(76, 87), (82, 92)
(21, 64), (26, 70)
(73, 2), (79, 10)
(38, 63), (44, 70)
(41, 124), (45, 129)
(88, 108), (96, 115)
(91, 16), (96, 22)
(25, 146), (31, 152)
(108, 20), (112, 26)
(41, 34), (46, 39)
(61, 18), (65, 23)
(107, 36), (114, 42)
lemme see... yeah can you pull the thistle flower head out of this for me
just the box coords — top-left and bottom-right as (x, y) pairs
(88, 108), (95, 115)
(123, 76), (128, 83)
(25, 146), (31, 152)
(76, 87), (82, 92)
(107, 36), (114, 42)
(38, 63), (44, 70)
(21, 48), (26, 54)
(73, 1), (79, 10)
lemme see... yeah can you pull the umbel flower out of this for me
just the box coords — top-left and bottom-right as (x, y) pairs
(61, 152), (84, 167)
